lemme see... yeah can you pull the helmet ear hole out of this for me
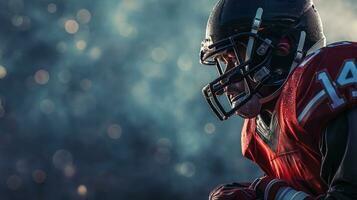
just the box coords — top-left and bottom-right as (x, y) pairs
(276, 37), (291, 56)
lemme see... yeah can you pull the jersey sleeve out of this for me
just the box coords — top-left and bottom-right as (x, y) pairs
(319, 107), (357, 200)
(295, 42), (357, 137)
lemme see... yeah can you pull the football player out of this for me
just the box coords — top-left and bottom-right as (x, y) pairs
(199, 0), (357, 199)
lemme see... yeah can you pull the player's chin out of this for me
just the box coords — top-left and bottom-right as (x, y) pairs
(234, 95), (262, 119)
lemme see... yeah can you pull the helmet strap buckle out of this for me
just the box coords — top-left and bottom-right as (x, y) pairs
(253, 66), (270, 83)
(257, 39), (272, 56)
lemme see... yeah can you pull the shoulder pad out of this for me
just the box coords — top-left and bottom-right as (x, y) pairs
(294, 41), (357, 132)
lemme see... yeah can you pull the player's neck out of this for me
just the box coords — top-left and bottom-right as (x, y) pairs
(261, 98), (278, 118)
(262, 98), (278, 114)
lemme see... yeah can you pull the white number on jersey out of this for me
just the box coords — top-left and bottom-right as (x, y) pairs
(317, 60), (357, 109)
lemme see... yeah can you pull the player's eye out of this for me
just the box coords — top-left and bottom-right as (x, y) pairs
(218, 50), (236, 63)
(220, 50), (240, 72)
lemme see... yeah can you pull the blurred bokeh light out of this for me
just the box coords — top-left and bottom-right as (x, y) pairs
(0, 0), (355, 199)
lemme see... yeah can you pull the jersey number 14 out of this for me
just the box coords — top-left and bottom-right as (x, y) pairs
(317, 60), (357, 109)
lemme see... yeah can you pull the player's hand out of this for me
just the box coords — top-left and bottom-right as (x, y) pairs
(209, 182), (257, 200)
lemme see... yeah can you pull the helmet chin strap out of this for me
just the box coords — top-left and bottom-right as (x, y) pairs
(246, 8), (263, 63)
(259, 30), (307, 104)
(289, 31), (306, 73)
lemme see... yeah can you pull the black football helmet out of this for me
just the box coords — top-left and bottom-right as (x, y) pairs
(200, 0), (326, 120)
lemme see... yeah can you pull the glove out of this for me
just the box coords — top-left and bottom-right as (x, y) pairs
(252, 176), (312, 200)
(209, 182), (257, 200)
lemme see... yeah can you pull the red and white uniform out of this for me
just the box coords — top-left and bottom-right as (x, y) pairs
(241, 42), (357, 197)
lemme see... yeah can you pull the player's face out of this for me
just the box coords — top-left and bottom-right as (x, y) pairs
(217, 50), (262, 118)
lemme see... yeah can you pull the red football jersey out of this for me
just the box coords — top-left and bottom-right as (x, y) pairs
(241, 42), (357, 196)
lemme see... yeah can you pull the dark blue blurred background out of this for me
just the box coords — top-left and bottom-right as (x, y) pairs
(0, 0), (354, 199)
